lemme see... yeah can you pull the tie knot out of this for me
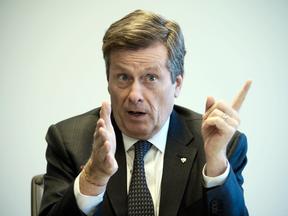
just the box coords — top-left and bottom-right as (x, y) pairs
(134, 140), (152, 160)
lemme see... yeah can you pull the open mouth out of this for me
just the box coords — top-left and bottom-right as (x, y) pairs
(128, 111), (145, 116)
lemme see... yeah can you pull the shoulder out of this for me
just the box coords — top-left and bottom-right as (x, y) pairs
(173, 105), (203, 129)
(169, 105), (204, 140)
(55, 107), (101, 129)
(173, 104), (203, 121)
(46, 107), (101, 144)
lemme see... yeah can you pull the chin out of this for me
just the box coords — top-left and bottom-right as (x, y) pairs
(125, 127), (153, 139)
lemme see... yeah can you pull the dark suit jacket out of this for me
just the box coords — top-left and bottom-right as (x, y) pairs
(39, 105), (248, 216)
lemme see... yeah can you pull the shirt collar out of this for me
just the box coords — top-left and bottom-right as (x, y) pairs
(122, 116), (170, 154)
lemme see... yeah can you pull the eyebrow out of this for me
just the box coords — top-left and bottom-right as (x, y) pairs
(112, 64), (160, 73)
(111, 65), (130, 72)
(144, 66), (160, 72)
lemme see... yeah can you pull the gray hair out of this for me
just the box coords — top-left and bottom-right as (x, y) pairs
(102, 10), (186, 83)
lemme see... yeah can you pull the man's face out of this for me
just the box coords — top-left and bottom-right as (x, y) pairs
(108, 43), (183, 140)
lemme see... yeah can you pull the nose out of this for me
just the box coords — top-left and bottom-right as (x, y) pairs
(128, 81), (144, 104)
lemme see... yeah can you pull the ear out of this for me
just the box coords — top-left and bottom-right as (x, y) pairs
(174, 72), (184, 98)
(107, 76), (111, 94)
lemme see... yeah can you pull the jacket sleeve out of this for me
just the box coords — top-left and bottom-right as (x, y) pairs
(203, 132), (249, 216)
(38, 124), (88, 216)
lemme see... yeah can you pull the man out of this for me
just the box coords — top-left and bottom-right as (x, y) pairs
(39, 10), (252, 216)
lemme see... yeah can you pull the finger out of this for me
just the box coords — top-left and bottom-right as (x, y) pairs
(94, 118), (106, 142)
(203, 109), (240, 130)
(98, 126), (109, 142)
(92, 125), (107, 155)
(100, 100), (112, 126)
(204, 99), (238, 121)
(202, 116), (235, 136)
(98, 140), (111, 160)
(209, 100), (241, 121)
(91, 136), (109, 166)
(203, 95), (216, 119)
(96, 141), (118, 173)
(101, 142), (118, 171)
(231, 79), (253, 112)
(205, 95), (216, 112)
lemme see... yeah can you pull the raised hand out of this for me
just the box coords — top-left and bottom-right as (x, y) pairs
(80, 100), (118, 196)
(202, 79), (252, 177)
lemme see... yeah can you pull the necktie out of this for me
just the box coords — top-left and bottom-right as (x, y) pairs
(128, 140), (154, 216)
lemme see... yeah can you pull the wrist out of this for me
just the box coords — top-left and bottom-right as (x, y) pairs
(84, 160), (110, 186)
(205, 155), (227, 177)
(83, 167), (107, 187)
(79, 171), (107, 196)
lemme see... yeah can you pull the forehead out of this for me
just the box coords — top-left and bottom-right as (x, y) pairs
(109, 43), (169, 71)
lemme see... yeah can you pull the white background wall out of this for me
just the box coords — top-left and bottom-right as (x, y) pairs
(1, 1), (287, 215)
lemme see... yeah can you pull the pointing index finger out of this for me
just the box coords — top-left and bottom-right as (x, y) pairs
(231, 79), (253, 112)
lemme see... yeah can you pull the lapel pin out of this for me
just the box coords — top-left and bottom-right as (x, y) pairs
(181, 158), (187, 164)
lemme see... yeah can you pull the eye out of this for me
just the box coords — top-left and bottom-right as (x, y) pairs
(147, 75), (156, 81)
(119, 74), (128, 81)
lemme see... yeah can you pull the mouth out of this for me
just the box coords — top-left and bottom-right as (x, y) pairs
(128, 111), (146, 116)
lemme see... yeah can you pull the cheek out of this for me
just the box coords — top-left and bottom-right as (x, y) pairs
(152, 88), (174, 119)
(109, 87), (120, 110)
(163, 89), (175, 110)
(109, 85), (119, 100)
(110, 86), (127, 109)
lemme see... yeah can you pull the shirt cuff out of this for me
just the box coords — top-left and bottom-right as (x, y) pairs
(73, 174), (105, 215)
(202, 161), (230, 188)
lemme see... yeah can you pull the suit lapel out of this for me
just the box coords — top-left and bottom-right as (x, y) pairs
(102, 110), (199, 215)
(159, 110), (198, 216)
(105, 116), (128, 215)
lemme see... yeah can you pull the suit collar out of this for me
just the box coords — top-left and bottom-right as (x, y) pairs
(168, 109), (194, 145)
(159, 110), (197, 216)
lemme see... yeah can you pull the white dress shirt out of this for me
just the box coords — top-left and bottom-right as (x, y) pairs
(74, 117), (230, 215)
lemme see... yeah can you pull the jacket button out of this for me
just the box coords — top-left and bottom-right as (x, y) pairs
(211, 200), (218, 206)
(211, 200), (219, 215)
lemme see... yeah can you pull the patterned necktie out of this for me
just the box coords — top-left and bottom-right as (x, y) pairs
(128, 140), (154, 216)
